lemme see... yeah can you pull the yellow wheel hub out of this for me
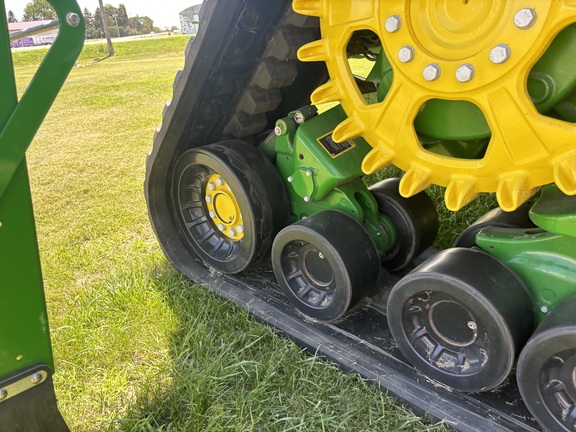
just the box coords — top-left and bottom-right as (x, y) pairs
(204, 174), (244, 240)
(293, 0), (576, 211)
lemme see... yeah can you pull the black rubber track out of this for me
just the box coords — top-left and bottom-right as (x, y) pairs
(145, 2), (543, 430)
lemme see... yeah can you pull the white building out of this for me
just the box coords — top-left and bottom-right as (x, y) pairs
(179, 5), (202, 35)
(8, 20), (58, 47)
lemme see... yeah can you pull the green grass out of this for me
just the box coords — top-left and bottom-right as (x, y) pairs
(14, 37), (477, 431)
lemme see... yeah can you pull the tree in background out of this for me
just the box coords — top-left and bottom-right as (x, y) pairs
(22, 0), (56, 21)
(7, 10), (18, 22)
(83, 8), (97, 39)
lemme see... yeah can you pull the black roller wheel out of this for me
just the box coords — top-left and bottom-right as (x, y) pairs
(272, 210), (381, 322)
(369, 178), (438, 271)
(172, 140), (290, 274)
(453, 201), (536, 248)
(517, 296), (576, 432)
(387, 248), (534, 392)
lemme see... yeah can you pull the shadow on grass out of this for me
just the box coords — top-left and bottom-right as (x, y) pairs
(108, 262), (448, 432)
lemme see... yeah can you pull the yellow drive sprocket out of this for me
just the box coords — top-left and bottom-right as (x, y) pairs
(293, 0), (576, 211)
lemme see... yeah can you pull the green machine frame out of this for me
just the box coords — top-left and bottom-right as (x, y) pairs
(0, 1), (83, 430)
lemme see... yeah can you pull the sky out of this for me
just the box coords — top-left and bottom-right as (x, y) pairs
(5, 0), (202, 29)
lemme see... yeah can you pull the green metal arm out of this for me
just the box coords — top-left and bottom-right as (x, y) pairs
(0, 0), (84, 200)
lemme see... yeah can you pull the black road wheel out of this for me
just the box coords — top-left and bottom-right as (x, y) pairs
(387, 248), (534, 392)
(172, 140), (290, 274)
(453, 202), (536, 248)
(272, 210), (380, 322)
(369, 178), (438, 271)
(518, 296), (576, 432)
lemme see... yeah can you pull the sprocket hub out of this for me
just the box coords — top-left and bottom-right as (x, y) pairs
(294, 0), (576, 211)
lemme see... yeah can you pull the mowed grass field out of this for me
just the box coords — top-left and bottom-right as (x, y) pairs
(12, 36), (461, 431)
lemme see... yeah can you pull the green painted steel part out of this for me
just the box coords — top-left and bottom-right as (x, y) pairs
(477, 186), (576, 324)
(266, 105), (396, 256)
(0, 0), (84, 380)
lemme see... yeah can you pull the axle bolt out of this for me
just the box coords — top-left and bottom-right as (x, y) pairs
(215, 177), (225, 186)
(207, 181), (216, 191)
(305, 170), (312, 177)
(287, 176), (294, 183)
(514, 8), (537, 29)
(217, 223), (225, 232)
(209, 211), (216, 219)
(540, 306), (549, 314)
(385, 15), (402, 33)
(274, 124), (285, 136)
(294, 112), (305, 124)
(228, 228), (237, 237)
(467, 321), (477, 330)
(237, 225), (244, 234)
(423, 64), (441, 82)
(205, 195), (212, 203)
(398, 46), (415, 63)
(456, 64), (475, 83)
(304, 196), (311, 202)
(490, 44), (511, 64)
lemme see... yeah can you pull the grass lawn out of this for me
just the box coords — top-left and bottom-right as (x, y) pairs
(11, 36), (472, 431)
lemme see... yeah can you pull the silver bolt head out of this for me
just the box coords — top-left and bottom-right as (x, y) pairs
(456, 64), (475, 83)
(287, 176), (294, 183)
(385, 15), (402, 33)
(294, 112), (305, 124)
(514, 8), (536, 29)
(207, 181), (216, 191)
(304, 196), (311, 202)
(31, 373), (42, 385)
(274, 124), (284, 136)
(237, 224), (244, 234)
(490, 44), (511, 64)
(467, 321), (477, 330)
(0, 389), (7, 400)
(305, 170), (312, 177)
(228, 228), (237, 237)
(398, 46), (415, 63)
(205, 195), (212, 203)
(423, 64), (441, 81)
(215, 177), (225, 187)
(318, 252), (325, 259)
(217, 223), (225, 232)
(208, 211), (216, 219)
(66, 12), (81, 27)
(541, 306), (549, 314)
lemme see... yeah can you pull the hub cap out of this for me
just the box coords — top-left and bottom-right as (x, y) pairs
(204, 174), (244, 240)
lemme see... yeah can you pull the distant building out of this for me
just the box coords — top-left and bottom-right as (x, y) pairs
(179, 5), (202, 35)
(8, 21), (58, 47)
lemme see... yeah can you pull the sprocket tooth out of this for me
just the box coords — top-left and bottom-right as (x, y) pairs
(554, 152), (576, 195)
(399, 166), (431, 198)
(362, 147), (394, 175)
(292, 0), (322, 17)
(310, 81), (341, 105)
(297, 40), (327, 63)
(333, 117), (364, 143)
(497, 172), (539, 212)
(445, 176), (478, 211)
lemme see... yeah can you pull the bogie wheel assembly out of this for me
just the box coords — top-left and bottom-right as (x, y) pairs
(518, 296), (576, 432)
(272, 210), (380, 322)
(369, 178), (438, 271)
(387, 248), (535, 392)
(172, 140), (290, 274)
